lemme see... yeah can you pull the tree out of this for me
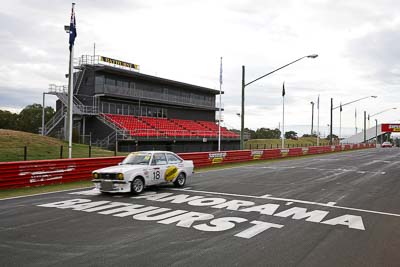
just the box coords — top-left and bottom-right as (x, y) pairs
(285, 131), (298, 140)
(0, 110), (19, 130)
(252, 128), (281, 139)
(17, 104), (55, 133)
(326, 134), (338, 140)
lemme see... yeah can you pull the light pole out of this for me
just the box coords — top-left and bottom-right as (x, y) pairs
(330, 95), (377, 144)
(368, 107), (397, 127)
(240, 54), (318, 149)
(375, 119), (378, 146)
(310, 101), (315, 135)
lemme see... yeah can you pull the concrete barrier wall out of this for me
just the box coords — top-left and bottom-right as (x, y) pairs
(0, 144), (375, 189)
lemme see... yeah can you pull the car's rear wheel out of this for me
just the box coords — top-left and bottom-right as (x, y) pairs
(131, 177), (144, 194)
(173, 173), (186, 188)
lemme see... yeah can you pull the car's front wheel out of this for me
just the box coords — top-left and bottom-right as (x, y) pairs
(131, 177), (144, 194)
(173, 173), (186, 188)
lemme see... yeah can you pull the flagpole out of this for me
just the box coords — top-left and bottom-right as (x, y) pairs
(339, 102), (342, 140)
(282, 82), (285, 148)
(218, 57), (222, 151)
(317, 95), (320, 146)
(67, 3), (76, 159)
(355, 108), (357, 135)
(68, 44), (74, 158)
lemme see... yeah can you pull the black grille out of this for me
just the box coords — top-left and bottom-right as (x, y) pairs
(99, 173), (117, 180)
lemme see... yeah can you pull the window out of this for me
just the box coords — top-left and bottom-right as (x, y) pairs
(95, 75), (104, 85)
(151, 153), (167, 165)
(105, 77), (115, 86)
(166, 153), (182, 164)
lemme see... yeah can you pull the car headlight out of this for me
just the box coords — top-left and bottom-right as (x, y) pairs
(117, 173), (124, 180)
(93, 173), (99, 179)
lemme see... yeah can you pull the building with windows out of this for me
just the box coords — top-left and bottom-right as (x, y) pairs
(43, 55), (239, 152)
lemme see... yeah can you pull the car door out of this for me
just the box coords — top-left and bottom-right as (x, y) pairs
(149, 153), (168, 185)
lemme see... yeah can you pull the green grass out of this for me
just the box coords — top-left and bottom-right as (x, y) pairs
(0, 129), (128, 162)
(245, 137), (330, 149)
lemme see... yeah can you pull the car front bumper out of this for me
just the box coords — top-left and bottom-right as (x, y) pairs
(92, 179), (131, 193)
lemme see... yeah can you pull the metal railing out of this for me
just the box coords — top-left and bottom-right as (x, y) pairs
(99, 84), (215, 109)
(43, 109), (65, 136)
(48, 84), (98, 115)
(121, 129), (239, 140)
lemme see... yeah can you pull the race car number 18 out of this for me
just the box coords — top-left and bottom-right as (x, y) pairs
(153, 171), (160, 180)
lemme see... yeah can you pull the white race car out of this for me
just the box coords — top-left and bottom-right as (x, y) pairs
(92, 151), (194, 194)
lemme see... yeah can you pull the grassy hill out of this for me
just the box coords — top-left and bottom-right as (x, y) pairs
(0, 129), (126, 162)
(245, 137), (330, 149)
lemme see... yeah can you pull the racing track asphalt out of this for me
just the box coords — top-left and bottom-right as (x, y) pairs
(0, 148), (399, 267)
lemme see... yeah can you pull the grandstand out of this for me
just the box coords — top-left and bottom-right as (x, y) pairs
(42, 55), (240, 152)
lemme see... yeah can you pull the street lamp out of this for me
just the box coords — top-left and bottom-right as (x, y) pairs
(368, 107), (397, 127)
(330, 95), (377, 145)
(375, 119), (378, 147)
(240, 54), (318, 149)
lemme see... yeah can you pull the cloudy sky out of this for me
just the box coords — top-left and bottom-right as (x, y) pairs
(1, 0), (399, 136)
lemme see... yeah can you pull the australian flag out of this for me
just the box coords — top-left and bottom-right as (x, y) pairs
(69, 4), (77, 51)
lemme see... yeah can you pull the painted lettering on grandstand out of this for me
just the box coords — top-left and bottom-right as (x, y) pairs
(208, 152), (227, 164)
(100, 56), (139, 70)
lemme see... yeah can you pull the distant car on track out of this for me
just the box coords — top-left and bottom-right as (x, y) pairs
(92, 151), (194, 194)
(381, 142), (393, 148)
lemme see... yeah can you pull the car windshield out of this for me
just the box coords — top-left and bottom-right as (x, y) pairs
(121, 153), (152, 165)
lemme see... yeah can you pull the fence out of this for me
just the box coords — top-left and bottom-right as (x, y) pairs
(0, 144), (375, 189)
(0, 145), (122, 162)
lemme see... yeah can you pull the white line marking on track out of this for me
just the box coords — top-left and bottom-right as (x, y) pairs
(326, 202), (336, 206)
(259, 194), (271, 198)
(0, 186), (93, 201)
(169, 188), (400, 218)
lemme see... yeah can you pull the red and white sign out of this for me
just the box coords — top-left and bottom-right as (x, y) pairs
(381, 124), (400, 132)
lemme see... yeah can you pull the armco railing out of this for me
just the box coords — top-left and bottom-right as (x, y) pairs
(0, 144), (375, 189)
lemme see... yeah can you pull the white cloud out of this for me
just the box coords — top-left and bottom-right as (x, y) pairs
(0, 0), (399, 136)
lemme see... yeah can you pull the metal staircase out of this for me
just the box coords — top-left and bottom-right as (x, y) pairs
(95, 114), (134, 149)
(74, 68), (86, 94)
(48, 84), (98, 115)
(42, 109), (65, 136)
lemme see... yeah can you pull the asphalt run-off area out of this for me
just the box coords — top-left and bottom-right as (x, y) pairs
(1, 148), (400, 266)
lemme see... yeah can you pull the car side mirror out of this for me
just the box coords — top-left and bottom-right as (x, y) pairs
(118, 162), (123, 166)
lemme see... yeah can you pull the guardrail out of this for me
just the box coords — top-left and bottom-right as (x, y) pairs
(0, 144), (375, 189)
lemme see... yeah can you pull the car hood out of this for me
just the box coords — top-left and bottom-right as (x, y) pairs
(94, 165), (146, 173)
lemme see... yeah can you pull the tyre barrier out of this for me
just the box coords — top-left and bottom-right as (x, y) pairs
(0, 144), (376, 189)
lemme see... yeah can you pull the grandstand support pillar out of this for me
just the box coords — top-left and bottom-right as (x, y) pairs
(82, 116), (86, 139)
(363, 110), (366, 143)
(41, 93), (46, 136)
(240, 65), (245, 150)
